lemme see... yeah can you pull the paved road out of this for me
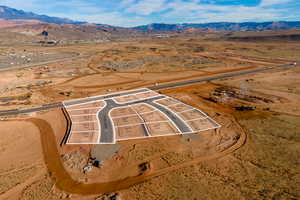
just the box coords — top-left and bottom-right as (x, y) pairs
(98, 95), (191, 143)
(0, 62), (298, 117)
(0, 102), (63, 116)
(64, 88), (149, 106)
(148, 63), (299, 90)
(146, 101), (191, 132)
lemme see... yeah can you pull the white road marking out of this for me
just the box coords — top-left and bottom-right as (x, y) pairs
(185, 116), (209, 122)
(166, 102), (183, 107)
(70, 114), (96, 117)
(138, 109), (157, 115)
(110, 103), (156, 119)
(63, 88), (151, 106)
(116, 120), (170, 128)
(153, 98), (193, 132)
(111, 113), (137, 119)
(130, 105), (151, 136)
(149, 104), (182, 134)
(114, 93), (162, 105)
(117, 129), (183, 142)
(67, 106), (104, 111)
(185, 125), (221, 133)
(66, 101), (106, 144)
(177, 108), (195, 113)
(92, 88), (150, 99)
(72, 121), (98, 124)
(71, 130), (99, 133)
(67, 142), (99, 144)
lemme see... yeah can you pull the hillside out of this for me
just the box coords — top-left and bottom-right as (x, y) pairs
(1, 5), (300, 44)
(0, 5), (84, 25)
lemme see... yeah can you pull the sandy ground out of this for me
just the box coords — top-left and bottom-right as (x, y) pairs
(0, 120), (46, 199)
(0, 36), (299, 199)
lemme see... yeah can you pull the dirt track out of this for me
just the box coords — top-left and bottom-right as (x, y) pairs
(27, 117), (246, 195)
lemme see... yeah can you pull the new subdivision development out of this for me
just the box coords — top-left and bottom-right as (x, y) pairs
(63, 88), (221, 144)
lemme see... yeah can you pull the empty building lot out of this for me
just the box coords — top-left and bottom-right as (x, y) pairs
(63, 88), (221, 144)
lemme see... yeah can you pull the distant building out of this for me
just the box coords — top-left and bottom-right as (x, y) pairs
(154, 34), (171, 38)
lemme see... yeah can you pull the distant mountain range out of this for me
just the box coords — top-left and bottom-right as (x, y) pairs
(1, 5), (300, 32)
(134, 22), (300, 31)
(0, 5), (85, 25)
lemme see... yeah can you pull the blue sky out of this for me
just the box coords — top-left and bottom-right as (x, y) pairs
(0, 0), (299, 27)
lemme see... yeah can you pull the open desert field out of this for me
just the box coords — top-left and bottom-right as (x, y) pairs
(0, 31), (299, 200)
(1, 32), (299, 111)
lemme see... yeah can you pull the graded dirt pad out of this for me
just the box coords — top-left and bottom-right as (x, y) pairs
(113, 115), (143, 127)
(64, 100), (106, 144)
(68, 131), (99, 144)
(131, 103), (155, 114)
(135, 91), (159, 99)
(140, 110), (168, 122)
(66, 101), (105, 110)
(68, 108), (100, 115)
(110, 107), (136, 117)
(187, 118), (217, 131)
(68, 121), (99, 144)
(70, 114), (98, 122)
(146, 122), (180, 136)
(155, 98), (179, 106)
(167, 103), (193, 113)
(179, 109), (207, 120)
(115, 124), (147, 140)
(71, 122), (99, 132)
(91, 144), (121, 162)
(114, 94), (138, 104)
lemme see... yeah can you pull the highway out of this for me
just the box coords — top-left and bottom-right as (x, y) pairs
(0, 62), (298, 117)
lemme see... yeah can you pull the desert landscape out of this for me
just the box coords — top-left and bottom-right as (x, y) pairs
(0, 3), (299, 200)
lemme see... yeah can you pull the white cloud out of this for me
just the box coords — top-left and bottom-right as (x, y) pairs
(119, 0), (136, 8)
(160, 0), (288, 23)
(52, 12), (149, 27)
(260, 0), (292, 7)
(125, 0), (167, 15)
(196, 7), (281, 22)
(0, 0), (38, 11)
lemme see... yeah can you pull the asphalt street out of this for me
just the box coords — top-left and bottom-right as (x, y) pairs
(98, 95), (191, 143)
